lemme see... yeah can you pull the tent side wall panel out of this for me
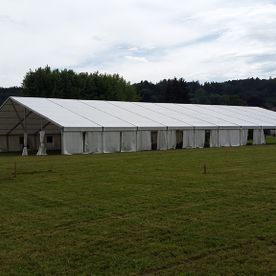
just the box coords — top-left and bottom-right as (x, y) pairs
(85, 132), (103, 153)
(121, 131), (137, 152)
(103, 132), (121, 153)
(62, 132), (83, 155)
(137, 131), (151, 151)
(167, 130), (176, 149)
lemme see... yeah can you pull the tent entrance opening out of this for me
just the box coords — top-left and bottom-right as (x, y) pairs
(247, 129), (253, 145)
(204, 130), (210, 148)
(176, 130), (183, 149)
(82, 132), (86, 153)
(151, 131), (157, 150)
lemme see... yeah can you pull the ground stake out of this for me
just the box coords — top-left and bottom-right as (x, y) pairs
(14, 161), (16, 178)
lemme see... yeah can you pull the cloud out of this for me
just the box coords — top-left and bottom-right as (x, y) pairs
(125, 56), (149, 63)
(0, 0), (276, 86)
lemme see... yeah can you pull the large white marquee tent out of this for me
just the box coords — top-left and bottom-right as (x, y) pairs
(0, 96), (275, 155)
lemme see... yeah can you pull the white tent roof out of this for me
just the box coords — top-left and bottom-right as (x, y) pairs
(1, 96), (276, 135)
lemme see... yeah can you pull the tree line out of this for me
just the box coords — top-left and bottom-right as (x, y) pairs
(0, 66), (276, 110)
(134, 77), (276, 109)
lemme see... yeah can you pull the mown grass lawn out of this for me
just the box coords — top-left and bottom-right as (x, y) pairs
(0, 145), (276, 275)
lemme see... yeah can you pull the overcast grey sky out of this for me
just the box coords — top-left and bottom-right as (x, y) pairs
(1, 0), (276, 87)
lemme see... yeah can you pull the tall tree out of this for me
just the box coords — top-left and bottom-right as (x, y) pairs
(22, 66), (139, 101)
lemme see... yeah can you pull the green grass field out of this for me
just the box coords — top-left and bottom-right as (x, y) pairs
(0, 145), (276, 275)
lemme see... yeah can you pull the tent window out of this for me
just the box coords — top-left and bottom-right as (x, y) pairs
(19, 136), (24, 145)
(204, 130), (211, 148)
(46, 136), (53, 144)
(151, 131), (158, 151)
(176, 130), (183, 149)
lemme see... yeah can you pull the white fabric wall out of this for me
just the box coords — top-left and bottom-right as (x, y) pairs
(183, 130), (194, 148)
(229, 130), (241, 147)
(219, 130), (231, 147)
(167, 130), (176, 149)
(261, 129), (266, 145)
(157, 131), (168, 150)
(85, 131), (103, 153)
(194, 130), (205, 148)
(183, 130), (205, 148)
(62, 131), (83, 155)
(241, 129), (248, 146)
(137, 131), (151, 151)
(210, 130), (219, 147)
(253, 129), (266, 145)
(219, 129), (241, 147)
(103, 132), (120, 153)
(121, 131), (137, 152)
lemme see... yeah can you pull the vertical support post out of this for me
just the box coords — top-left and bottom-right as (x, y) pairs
(60, 129), (63, 154)
(166, 127), (169, 150)
(240, 127), (242, 146)
(261, 127), (265, 145)
(24, 108), (26, 132)
(217, 128), (220, 147)
(135, 128), (138, 152)
(22, 108), (28, 156)
(193, 128), (196, 148)
(101, 127), (104, 153)
(119, 131), (122, 153)
(82, 132), (86, 153)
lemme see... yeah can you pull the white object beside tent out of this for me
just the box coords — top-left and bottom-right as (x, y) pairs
(22, 133), (28, 156)
(37, 130), (47, 156)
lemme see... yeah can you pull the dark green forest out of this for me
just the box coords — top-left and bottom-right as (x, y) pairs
(0, 87), (23, 105)
(134, 78), (276, 109)
(1, 67), (276, 110)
